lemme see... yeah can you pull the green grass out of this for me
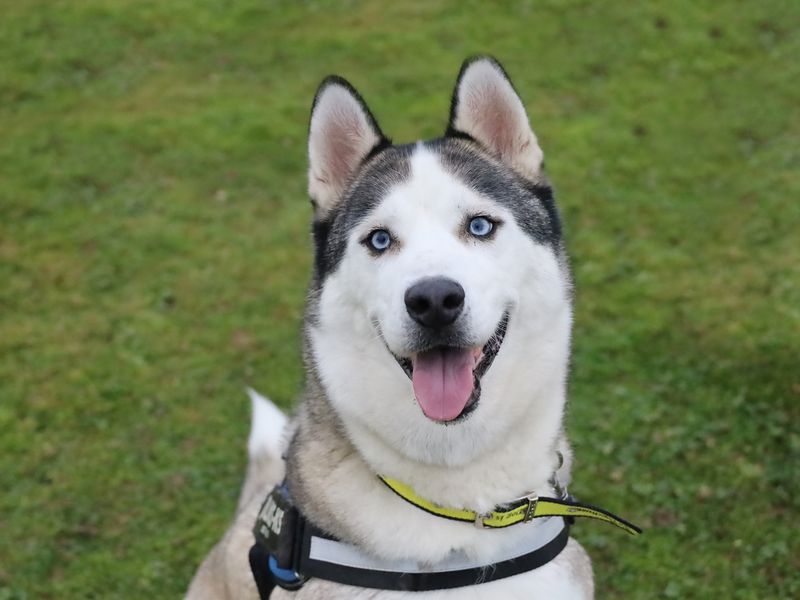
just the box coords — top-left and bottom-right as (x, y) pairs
(1, 1), (798, 597)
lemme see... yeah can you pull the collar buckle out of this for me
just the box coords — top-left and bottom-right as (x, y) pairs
(474, 492), (539, 528)
(473, 512), (490, 529)
(523, 492), (539, 523)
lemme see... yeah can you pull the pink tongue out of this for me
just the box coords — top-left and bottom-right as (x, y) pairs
(412, 347), (475, 422)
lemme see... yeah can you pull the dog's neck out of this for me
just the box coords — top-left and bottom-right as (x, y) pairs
(285, 370), (571, 564)
(342, 387), (570, 513)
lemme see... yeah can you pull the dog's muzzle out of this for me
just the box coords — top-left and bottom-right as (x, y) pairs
(388, 312), (510, 423)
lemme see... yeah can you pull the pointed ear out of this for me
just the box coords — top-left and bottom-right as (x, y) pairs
(447, 57), (544, 181)
(308, 77), (388, 216)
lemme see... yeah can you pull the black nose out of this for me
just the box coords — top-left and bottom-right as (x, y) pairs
(404, 277), (465, 329)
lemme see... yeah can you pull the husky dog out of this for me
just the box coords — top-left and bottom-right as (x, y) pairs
(187, 56), (602, 599)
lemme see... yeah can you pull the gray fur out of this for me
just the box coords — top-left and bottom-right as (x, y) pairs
(284, 368), (358, 540)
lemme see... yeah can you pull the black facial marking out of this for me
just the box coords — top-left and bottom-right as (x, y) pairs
(526, 182), (562, 243)
(345, 144), (414, 225)
(433, 138), (562, 248)
(362, 137), (393, 163)
(312, 218), (333, 276)
(310, 145), (413, 283)
(310, 137), (562, 285)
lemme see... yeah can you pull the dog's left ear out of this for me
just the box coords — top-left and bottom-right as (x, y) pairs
(308, 76), (388, 217)
(447, 57), (544, 181)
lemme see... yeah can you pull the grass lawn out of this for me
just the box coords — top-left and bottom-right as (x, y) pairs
(1, 1), (798, 597)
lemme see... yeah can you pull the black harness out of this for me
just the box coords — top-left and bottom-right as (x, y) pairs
(248, 483), (592, 597)
(249, 472), (640, 597)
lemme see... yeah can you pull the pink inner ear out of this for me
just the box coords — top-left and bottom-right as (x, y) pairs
(465, 83), (522, 163)
(309, 85), (382, 212)
(320, 108), (365, 186)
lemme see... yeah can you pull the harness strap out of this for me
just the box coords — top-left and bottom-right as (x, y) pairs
(249, 479), (640, 596)
(294, 515), (570, 591)
(248, 544), (278, 598)
(249, 484), (573, 594)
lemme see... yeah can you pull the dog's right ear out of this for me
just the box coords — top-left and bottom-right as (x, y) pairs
(308, 77), (388, 217)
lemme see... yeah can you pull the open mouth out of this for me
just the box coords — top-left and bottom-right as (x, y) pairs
(393, 313), (509, 423)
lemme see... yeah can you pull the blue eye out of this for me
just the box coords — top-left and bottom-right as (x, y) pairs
(368, 229), (392, 252)
(468, 216), (494, 237)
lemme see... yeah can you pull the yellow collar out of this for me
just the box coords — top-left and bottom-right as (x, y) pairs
(379, 476), (641, 535)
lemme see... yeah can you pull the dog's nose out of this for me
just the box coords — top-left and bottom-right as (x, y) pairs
(404, 277), (465, 329)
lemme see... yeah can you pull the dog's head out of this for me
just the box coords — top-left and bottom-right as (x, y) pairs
(304, 57), (572, 465)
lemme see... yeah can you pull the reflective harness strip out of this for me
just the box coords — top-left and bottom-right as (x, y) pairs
(299, 517), (570, 591)
(308, 513), (566, 573)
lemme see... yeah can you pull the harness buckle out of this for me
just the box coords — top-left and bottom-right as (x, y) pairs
(523, 493), (539, 523)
